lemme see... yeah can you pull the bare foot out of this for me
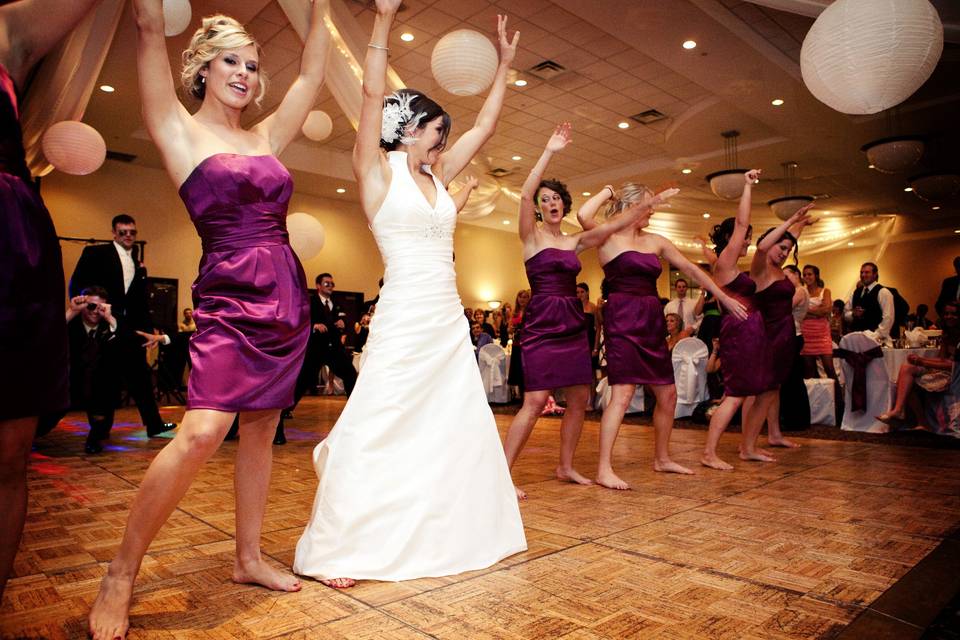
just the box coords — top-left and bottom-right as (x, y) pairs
(556, 466), (594, 486)
(515, 485), (527, 501)
(595, 468), (630, 490)
(767, 438), (800, 448)
(89, 572), (133, 640)
(739, 450), (776, 462)
(876, 411), (905, 423)
(233, 558), (302, 592)
(320, 577), (356, 589)
(653, 459), (694, 475)
(700, 455), (733, 471)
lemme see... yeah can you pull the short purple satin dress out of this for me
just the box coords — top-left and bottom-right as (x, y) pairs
(519, 248), (592, 391)
(178, 154), (309, 411)
(603, 251), (673, 385)
(756, 277), (795, 390)
(718, 272), (768, 397)
(0, 63), (69, 420)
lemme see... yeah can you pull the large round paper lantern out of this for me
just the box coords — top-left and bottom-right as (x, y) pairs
(41, 121), (106, 175)
(163, 0), (192, 37)
(431, 30), (498, 96)
(286, 212), (325, 260)
(800, 0), (943, 115)
(302, 110), (333, 142)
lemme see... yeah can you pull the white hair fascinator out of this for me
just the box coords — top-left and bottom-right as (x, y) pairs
(381, 91), (426, 145)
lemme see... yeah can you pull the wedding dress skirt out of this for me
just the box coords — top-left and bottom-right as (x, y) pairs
(293, 152), (526, 580)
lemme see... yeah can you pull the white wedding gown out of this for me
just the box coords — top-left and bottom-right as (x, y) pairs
(294, 151), (527, 581)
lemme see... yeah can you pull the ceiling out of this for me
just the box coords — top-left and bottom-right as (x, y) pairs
(81, 0), (960, 252)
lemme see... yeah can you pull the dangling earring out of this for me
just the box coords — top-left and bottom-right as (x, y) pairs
(200, 76), (206, 84)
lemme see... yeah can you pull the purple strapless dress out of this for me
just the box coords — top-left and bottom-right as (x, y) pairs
(602, 251), (673, 385)
(0, 63), (69, 420)
(718, 272), (768, 397)
(519, 248), (592, 391)
(178, 154), (309, 411)
(756, 277), (795, 390)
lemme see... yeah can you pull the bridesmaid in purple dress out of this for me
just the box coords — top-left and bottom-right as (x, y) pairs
(89, 3), (329, 638)
(741, 206), (814, 458)
(0, 0), (106, 602)
(502, 124), (649, 500)
(577, 184), (747, 489)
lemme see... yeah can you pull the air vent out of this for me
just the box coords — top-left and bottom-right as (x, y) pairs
(629, 109), (667, 125)
(527, 59), (567, 81)
(488, 167), (512, 178)
(106, 150), (137, 163)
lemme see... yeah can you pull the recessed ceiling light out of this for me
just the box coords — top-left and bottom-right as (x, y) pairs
(954, 229), (959, 234)
(99, 85), (115, 93)
(502, 220), (510, 225)
(336, 188), (346, 194)
(823, 211), (831, 215)
(582, 191), (591, 196)
(771, 98), (784, 106)
(400, 32), (415, 42)
(847, 241), (854, 246)
(904, 187), (913, 192)
(932, 206), (941, 210)
(868, 164), (876, 169)
(682, 40), (697, 50)
(514, 79), (527, 87)
(702, 213), (710, 219)
(617, 121), (630, 129)
(681, 168), (692, 175)
(511, 155), (522, 161)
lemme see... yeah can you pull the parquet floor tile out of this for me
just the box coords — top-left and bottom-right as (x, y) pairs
(2, 397), (957, 639)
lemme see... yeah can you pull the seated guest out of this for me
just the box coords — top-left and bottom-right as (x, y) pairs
(830, 299), (846, 344)
(878, 301), (959, 428)
(464, 307), (473, 322)
(665, 313), (686, 352)
(471, 321), (494, 360)
(907, 303), (934, 330)
(178, 307), (196, 333)
(354, 313), (371, 352)
(473, 308), (496, 337)
(935, 256), (960, 318)
(663, 277), (700, 333)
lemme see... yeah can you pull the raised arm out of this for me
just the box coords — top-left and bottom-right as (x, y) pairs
(0, 0), (103, 86)
(576, 186), (616, 231)
(133, 0), (193, 181)
(450, 175), (479, 213)
(657, 237), (748, 320)
(574, 188), (679, 253)
(255, 0), (330, 155)
(518, 123), (570, 242)
(437, 15), (518, 185)
(714, 169), (759, 278)
(352, 0), (399, 216)
(756, 202), (814, 254)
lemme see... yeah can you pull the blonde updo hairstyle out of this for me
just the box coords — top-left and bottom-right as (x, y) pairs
(181, 15), (268, 108)
(605, 182), (654, 218)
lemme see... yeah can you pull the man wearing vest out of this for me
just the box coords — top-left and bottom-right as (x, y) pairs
(844, 262), (894, 341)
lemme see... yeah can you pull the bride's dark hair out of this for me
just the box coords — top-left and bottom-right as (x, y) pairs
(380, 89), (451, 153)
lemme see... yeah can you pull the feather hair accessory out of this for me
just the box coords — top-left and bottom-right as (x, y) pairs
(381, 91), (426, 144)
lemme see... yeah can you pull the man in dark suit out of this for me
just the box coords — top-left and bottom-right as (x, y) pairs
(935, 256), (960, 319)
(69, 214), (175, 436)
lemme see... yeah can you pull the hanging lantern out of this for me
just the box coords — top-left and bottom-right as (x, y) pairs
(431, 30), (498, 96)
(163, 0), (192, 37)
(302, 110), (334, 142)
(861, 136), (925, 174)
(41, 121), (107, 176)
(800, 0), (943, 115)
(286, 212), (325, 260)
(908, 173), (960, 202)
(767, 162), (815, 221)
(706, 131), (747, 200)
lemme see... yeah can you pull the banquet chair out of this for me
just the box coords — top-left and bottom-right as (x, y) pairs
(804, 378), (836, 426)
(835, 332), (890, 433)
(595, 377), (645, 413)
(478, 343), (510, 404)
(671, 337), (709, 418)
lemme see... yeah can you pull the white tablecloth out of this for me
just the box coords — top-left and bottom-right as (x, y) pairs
(883, 348), (938, 381)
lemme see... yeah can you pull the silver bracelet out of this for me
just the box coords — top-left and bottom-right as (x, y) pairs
(367, 43), (390, 52)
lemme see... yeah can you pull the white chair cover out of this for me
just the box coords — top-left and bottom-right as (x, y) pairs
(595, 377), (645, 413)
(671, 337), (709, 418)
(837, 332), (890, 433)
(478, 343), (510, 403)
(805, 378), (836, 426)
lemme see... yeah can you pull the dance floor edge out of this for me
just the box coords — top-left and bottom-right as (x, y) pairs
(3, 396), (959, 639)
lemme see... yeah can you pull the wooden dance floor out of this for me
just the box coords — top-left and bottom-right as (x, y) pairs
(3, 397), (959, 639)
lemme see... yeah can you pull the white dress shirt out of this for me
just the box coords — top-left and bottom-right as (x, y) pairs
(113, 240), (135, 293)
(663, 296), (700, 332)
(844, 282), (894, 340)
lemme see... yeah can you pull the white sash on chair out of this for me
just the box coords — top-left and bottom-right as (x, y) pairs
(672, 337), (708, 418)
(478, 343), (509, 403)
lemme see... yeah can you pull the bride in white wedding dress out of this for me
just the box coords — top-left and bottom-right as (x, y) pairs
(294, 1), (525, 587)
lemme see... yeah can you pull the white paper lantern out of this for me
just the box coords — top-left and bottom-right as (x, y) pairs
(286, 212), (325, 260)
(431, 30), (498, 96)
(800, 0), (943, 115)
(302, 110), (333, 142)
(163, 0), (192, 37)
(41, 121), (106, 176)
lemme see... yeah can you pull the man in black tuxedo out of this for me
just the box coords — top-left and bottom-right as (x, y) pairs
(935, 256), (960, 319)
(69, 214), (175, 436)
